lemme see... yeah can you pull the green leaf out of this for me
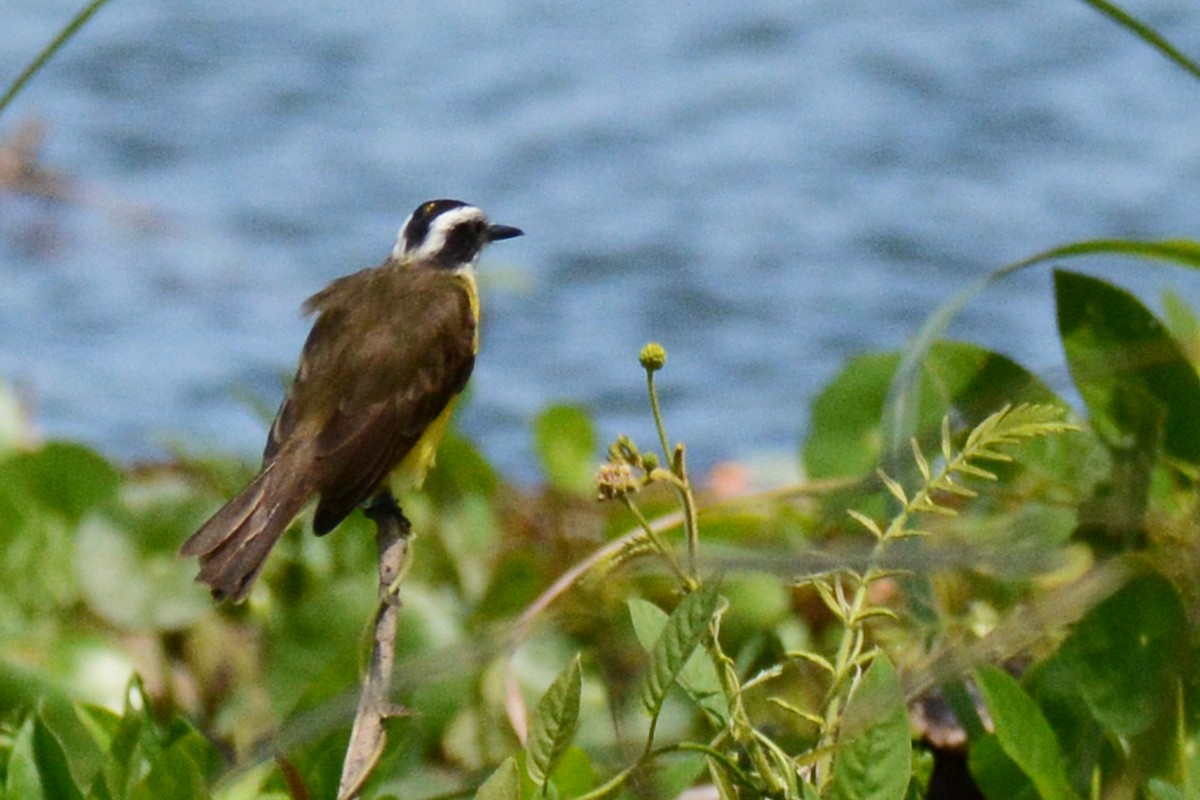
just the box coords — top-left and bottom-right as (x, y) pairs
(545, 746), (596, 797)
(2, 442), (120, 522)
(33, 714), (85, 800)
(641, 583), (721, 719)
(806, 342), (1060, 479)
(7, 715), (44, 800)
(627, 598), (727, 723)
(1052, 573), (1187, 736)
(975, 665), (1078, 800)
(533, 403), (598, 494)
(806, 352), (904, 479)
(525, 655), (582, 786)
(967, 733), (1039, 800)
(882, 238), (1200, 464)
(1146, 779), (1186, 800)
(96, 678), (152, 800)
(475, 757), (521, 800)
(3, 712), (86, 800)
(1161, 289), (1200, 352)
(423, 431), (499, 502)
(128, 738), (210, 800)
(211, 762), (279, 800)
(628, 598), (669, 651)
(829, 653), (911, 800)
(1056, 270), (1200, 464)
(162, 720), (223, 781)
(75, 704), (121, 754)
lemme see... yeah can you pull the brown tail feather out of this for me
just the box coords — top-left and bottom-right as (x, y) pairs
(180, 464), (309, 602)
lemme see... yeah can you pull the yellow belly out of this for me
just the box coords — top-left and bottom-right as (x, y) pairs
(388, 396), (458, 492)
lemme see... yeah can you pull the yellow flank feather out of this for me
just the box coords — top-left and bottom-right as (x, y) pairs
(459, 268), (480, 353)
(390, 397), (458, 490)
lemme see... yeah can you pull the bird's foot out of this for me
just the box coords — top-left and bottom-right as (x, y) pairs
(364, 491), (412, 536)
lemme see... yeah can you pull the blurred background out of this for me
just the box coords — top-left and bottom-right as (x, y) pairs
(1, 0), (1198, 481)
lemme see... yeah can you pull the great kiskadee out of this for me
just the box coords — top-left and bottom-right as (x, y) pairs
(180, 199), (522, 602)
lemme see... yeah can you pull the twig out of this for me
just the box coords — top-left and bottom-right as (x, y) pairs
(338, 492), (412, 800)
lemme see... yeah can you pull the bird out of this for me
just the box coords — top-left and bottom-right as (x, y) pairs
(180, 199), (522, 602)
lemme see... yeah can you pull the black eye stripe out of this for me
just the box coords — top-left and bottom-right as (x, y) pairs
(402, 199), (468, 252)
(436, 221), (486, 267)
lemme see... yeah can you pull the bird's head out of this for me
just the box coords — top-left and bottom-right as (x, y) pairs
(393, 199), (523, 269)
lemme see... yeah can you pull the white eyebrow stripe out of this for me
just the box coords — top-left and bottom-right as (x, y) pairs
(391, 205), (487, 261)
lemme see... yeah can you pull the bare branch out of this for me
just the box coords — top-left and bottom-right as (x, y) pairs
(338, 493), (412, 800)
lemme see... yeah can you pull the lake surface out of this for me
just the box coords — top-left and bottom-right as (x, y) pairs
(2, 0), (1199, 481)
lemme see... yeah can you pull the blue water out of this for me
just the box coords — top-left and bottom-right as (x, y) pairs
(2, 0), (1199, 481)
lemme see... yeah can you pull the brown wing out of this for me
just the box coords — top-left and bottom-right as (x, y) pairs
(263, 262), (476, 533)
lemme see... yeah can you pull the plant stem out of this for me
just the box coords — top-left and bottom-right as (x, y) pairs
(647, 370), (671, 465)
(0, 0), (114, 116)
(673, 447), (701, 578)
(645, 370), (700, 577)
(622, 495), (694, 590)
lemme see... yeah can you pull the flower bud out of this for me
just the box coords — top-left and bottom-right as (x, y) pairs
(639, 342), (667, 372)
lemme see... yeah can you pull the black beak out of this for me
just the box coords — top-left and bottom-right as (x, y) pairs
(487, 223), (523, 242)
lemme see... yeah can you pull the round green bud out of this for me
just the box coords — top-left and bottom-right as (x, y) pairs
(639, 342), (667, 372)
(641, 452), (659, 471)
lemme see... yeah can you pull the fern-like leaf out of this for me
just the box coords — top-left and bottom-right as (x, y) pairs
(912, 439), (931, 482)
(877, 469), (908, 505)
(847, 509), (883, 539)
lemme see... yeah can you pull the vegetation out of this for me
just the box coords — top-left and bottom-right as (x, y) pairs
(3, 2), (1200, 799)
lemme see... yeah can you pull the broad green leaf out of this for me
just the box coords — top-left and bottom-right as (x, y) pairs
(546, 746), (596, 798)
(806, 352), (905, 479)
(967, 733), (1039, 800)
(829, 654), (911, 800)
(2, 711), (90, 800)
(211, 761), (277, 800)
(75, 704), (121, 754)
(641, 583), (720, 719)
(533, 403), (598, 494)
(975, 665), (1078, 800)
(7, 715), (44, 800)
(128, 738), (209, 800)
(33, 714), (85, 800)
(424, 431), (499, 502)
(1161, 289), (1200, 357)
(628, 597), (669, 651)
(649, 750), (708, 800)
(475, 757), (520, 800)
(1053, 573), (1186, 736)
(526, 655), (582, 786)
(806, 342), (1059, 479)
(0, 443), (121, 611)
(882, 238), (1200, 464)
(162, 720), (223, 781)
(628, 597), (727, 723)
(1146, 779), (1186, 800)
(2, 442), (120, 522)
(1056, 270), (1200, 464)
(97, 677), (152, 799)
(922, 342), (1061, 426)
(907, 749), (935, 800)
